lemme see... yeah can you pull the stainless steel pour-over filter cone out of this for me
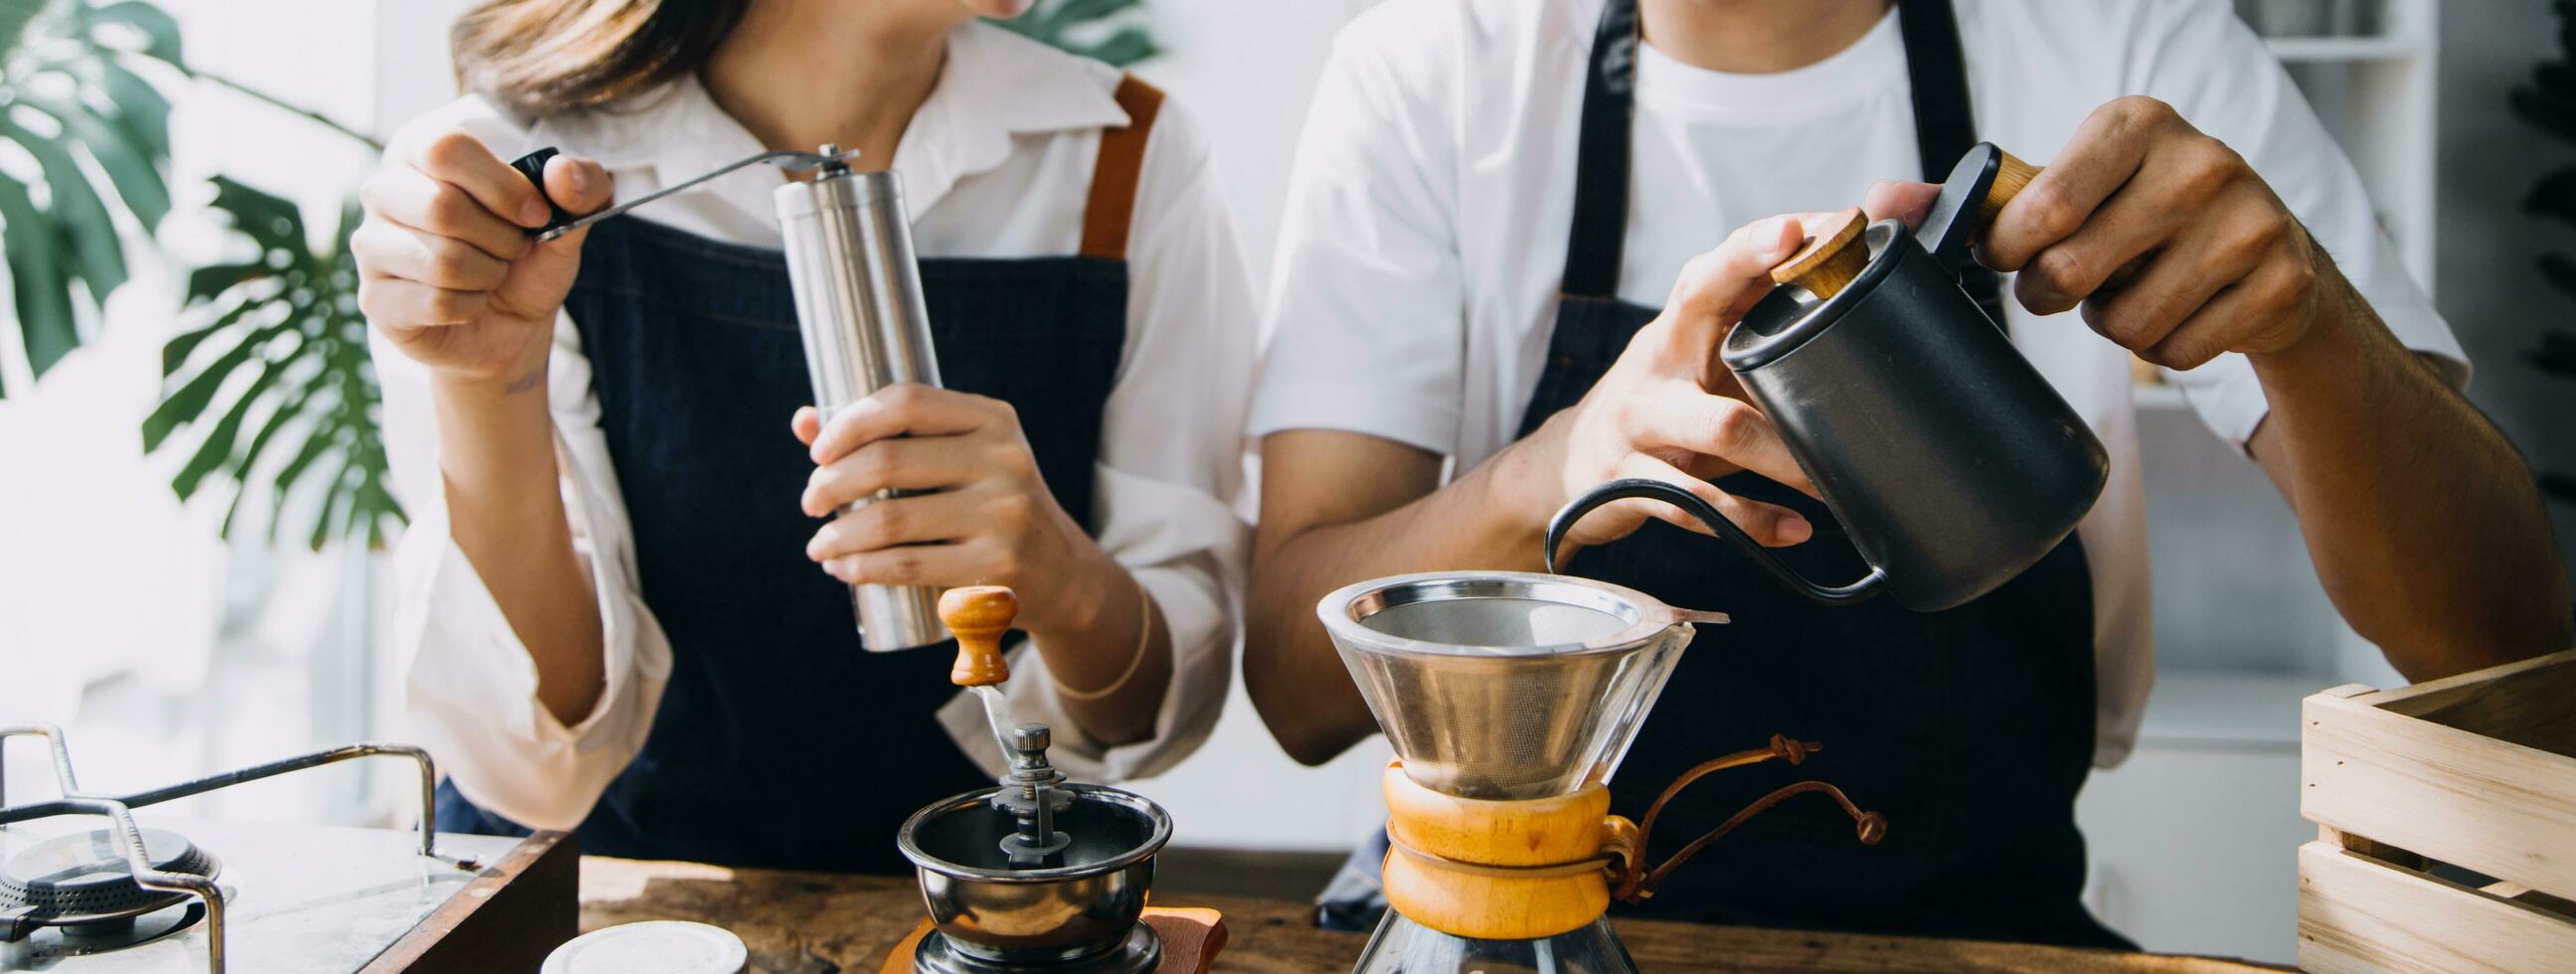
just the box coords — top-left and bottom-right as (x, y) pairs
(1317, 571), (1722, 800)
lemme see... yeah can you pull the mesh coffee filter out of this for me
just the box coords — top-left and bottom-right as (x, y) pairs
(1320, 572), (1716, 800)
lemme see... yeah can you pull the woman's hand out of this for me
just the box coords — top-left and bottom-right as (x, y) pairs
(354, 128), (613, 388)
(793, 385), (1117, 637)
(1512, 214), (1826, 551)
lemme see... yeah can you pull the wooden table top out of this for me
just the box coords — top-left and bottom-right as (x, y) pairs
(579, 856), (2285, 973)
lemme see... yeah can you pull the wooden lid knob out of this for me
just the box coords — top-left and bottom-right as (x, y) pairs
(1768, 208), (1870, 300)
(940, 585), (1017, 687)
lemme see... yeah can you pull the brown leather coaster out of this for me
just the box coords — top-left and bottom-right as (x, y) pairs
(879, 907), (1227, 974)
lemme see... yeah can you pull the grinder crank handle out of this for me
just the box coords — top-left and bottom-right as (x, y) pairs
(940, 586), (1017, 687)
(504, 145), (859, 242)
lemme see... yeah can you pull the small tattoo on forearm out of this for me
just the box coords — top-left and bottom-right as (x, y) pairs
(503, 368), (544, 395)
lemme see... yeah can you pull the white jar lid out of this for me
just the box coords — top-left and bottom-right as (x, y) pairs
(542, 920), (750, 974)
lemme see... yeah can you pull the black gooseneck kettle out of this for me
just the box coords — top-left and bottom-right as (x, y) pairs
(1546, 143), (2110, 613)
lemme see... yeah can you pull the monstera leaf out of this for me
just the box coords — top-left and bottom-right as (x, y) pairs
(0, 0), (180, 394)
(997, 0), (1157, 68)
(143, 176), (402, 550)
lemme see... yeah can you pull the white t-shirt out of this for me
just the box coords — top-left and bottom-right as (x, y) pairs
(1249, 0), (2467, 766)
(378, 23), (1255, 830)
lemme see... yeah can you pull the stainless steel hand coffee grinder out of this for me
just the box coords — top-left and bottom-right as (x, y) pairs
(510, 144), (948, 650)
(888, 587), (1226, 974)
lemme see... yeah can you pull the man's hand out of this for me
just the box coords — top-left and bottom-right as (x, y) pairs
(1515, 215), (1824, 551)
(1975, 96), (2329, 371)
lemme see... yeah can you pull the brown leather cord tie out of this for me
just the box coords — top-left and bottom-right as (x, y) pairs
(1611, 733), (1889, 903)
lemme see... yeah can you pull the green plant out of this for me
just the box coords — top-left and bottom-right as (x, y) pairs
(0, 0), (180, 395)
(2515, 0), (2576, 505)
(145, 178), (400, 550)
(995, 0), (1157, 67)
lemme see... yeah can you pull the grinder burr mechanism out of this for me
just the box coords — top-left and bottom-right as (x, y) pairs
(507, 142), (950, 650)
(1551, 141), (2113, 614)
(890, 586), (1220, 974)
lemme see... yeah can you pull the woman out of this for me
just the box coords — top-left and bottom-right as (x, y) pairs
(356, 0), (1251, 872)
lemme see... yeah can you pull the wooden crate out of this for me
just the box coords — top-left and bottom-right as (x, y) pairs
(2299, 649), (2576, 973)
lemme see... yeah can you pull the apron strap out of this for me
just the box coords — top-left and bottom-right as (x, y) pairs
(1895, 0), (2006, 325)
(1078, 75), (1167, 261)
(1560, 0), (1641, 300)
(1557, 0), (1998, 318)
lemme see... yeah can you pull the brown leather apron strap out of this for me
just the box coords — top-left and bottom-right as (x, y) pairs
(1078, 75), (1166, 261)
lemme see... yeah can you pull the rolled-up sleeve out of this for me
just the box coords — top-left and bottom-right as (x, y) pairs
(1244, 25), (1467, 455)
(2134, 0), (2469, 451)
(379, 311), (670, 831)
(938, 96), (1252, 782)
(374, 101), (670, 831)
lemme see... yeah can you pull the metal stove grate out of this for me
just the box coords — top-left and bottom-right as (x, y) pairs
(0, 725), (446, 974)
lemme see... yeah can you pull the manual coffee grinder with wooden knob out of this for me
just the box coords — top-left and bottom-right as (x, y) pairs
(1318, 573), (1887, 974)
(887, 587), (1226, 974)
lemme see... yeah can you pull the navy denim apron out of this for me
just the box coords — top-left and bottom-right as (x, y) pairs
(433, 79), (1161, 876)
(1319, 0), (2123, 948)
(1549, 0), (2120, 947)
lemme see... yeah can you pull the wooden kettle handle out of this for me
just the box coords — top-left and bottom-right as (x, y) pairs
(940, 586), (1017, 687)
(1980, 150), (2144, 291)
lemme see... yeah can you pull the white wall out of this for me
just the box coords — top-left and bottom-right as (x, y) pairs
(1, 0), (394, 818)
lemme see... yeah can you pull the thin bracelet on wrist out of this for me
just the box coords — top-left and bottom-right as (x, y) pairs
(1052, 576), (1155, 702)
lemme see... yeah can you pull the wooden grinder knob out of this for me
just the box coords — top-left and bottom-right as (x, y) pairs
(940, 585), (1017, 687)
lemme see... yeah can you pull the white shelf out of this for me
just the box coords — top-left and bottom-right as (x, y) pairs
(2133, 382), (2189, 410)
(2265, 35), (2429, 63)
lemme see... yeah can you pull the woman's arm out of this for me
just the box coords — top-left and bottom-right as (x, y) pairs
(364, 105), (669, 829)
(798, 97), (1252, 757)
(359, 120), (617, 722)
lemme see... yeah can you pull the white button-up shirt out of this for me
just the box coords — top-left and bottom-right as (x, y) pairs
(1250, 0), (2467, 766)
(377, 23), (1254, 830)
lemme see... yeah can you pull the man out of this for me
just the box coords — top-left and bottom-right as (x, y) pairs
(1244, 0), (2570, 947)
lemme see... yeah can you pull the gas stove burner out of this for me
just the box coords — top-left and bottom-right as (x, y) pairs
(1, 899), (207, 969)
(912, 923), (1159, 974)
(0, 827), (219, 924)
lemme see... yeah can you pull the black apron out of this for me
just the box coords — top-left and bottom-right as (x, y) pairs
(433, 79), (1164, 875)
(1537, 0), (2123, 947)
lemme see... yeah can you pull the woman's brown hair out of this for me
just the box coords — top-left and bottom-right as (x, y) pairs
(452, 0), (751, 118)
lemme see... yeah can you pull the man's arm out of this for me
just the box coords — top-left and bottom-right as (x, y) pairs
(2243, 294), (2572, 678)
(1979, 97), (2573, 678)
(1245, 217), (1825, 765)
(1247, 432), (1537, 764)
